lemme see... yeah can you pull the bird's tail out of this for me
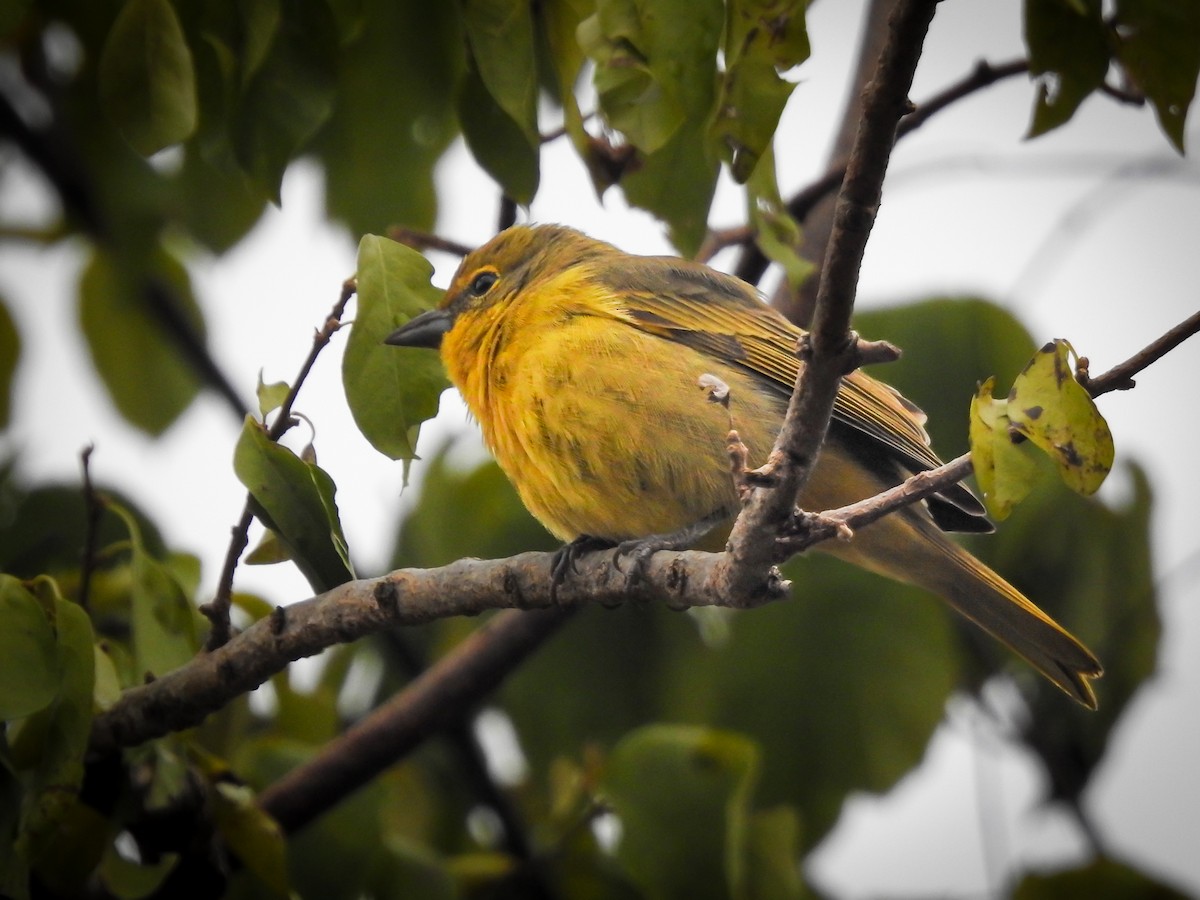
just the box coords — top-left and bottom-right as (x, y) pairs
(840, 516), (1103, 708)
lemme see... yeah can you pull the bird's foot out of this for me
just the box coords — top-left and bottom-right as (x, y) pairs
(550, 534), (613, 602)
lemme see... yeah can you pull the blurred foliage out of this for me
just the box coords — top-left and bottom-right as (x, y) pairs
(0, 0), (1191, 896)
(1014, 855), (1193, 899)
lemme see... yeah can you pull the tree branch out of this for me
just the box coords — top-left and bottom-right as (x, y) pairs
(89, 545), (789, 755)
(77, 444), (104, 613)
(258, 607), (574, 834)
(774, 452), (975, 557)
(1080, 309), (1200, 396)
(87, 305), (1198, 841)
(386, 226), (474, 258)
(200, 281), (356, 649)
(713, 0), (941, 602)
(732, 58), (1031, 289)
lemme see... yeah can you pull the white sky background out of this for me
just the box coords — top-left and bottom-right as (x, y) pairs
(1, 0), (1198, 895)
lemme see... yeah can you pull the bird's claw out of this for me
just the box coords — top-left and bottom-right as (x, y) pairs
(550, 534), (613, 602)
(613, 538), (661, 585)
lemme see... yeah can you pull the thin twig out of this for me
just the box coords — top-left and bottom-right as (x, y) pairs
(732, 58), (1031, 290)
(499, 195), (519, 232)
(1098, 80), (1144, 107)
(88, 305), (1199, 756)
(199, 280), (356, 649)
(773, 453), (974, 557)
(258, 607), (574, 835)
(387, 226), (474, 258)
(200, 504), (254, 650)
(695, 225), (753, 264)
(269, 278), (356, 440)
(715, 0), (941, 603)
(78, 444), (104, 612)
(1081, 309), (1200, 396)
(142, 279), (250, 422)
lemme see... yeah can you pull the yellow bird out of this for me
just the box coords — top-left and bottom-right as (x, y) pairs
(386, 224), (1102, 708)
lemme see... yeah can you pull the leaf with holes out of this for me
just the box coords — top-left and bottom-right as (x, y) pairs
(1008, 340), (1114, 496)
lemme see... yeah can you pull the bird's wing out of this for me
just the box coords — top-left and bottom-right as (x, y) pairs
(588, 256), (989, 528)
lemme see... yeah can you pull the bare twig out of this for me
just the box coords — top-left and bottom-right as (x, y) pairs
(200, 503), (255, 650)
(78, 444), (104, 612)
(714, 0), (941, 603)
(386, 226), (474, 258)
(733, 58), (1031, 290)
(1081, 309), (1200, 396)
(90, 541), (791, 755)
(499, 195), (519, 232)
(199, 280), (356, 649)
(770, 0), (906, 323)
(695, 224), (753, 264)
(258, 607), (574, 834)
(88, 307), (1198, 769)
(774, 453), (974, 557)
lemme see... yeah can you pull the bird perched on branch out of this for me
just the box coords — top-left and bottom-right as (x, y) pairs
(386, 224), (1102, 707)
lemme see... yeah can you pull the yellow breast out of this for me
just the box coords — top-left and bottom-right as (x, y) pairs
(440, 269), (784, 541)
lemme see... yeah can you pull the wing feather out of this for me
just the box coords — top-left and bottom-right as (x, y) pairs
(587, 256), (989, 528)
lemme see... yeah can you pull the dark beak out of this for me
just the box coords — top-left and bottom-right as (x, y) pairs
(385, 308), (454, 349)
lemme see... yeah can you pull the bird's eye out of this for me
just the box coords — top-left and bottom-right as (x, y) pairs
(469, 270), (498, 297)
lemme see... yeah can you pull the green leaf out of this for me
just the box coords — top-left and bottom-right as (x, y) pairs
(315, 0), (462, 235)
(1114, 0), (1200, 152)
(713, 55), (795, 182)
(581, 0), (724, 252)
(1008, 339), (1114, 495)
(108, 502), (201, 678)
(705, 563), (959, 850)
(98, 0), (198, 155)
(212, 781), (290, 897)
(462, 0), (537, 126)
(344, 235), (449, 461)
(600, 725), (759, 899)
(538, 0), (593, 149)
(1014, 854), (1190, 898)
(622, 120), (721, 256)
(747, 148), (813, 290)
(1024, 0), (1111, 137)
(27, 799), (111, 897)
(713, 0), (808, 182)
(233, 417), (355, 592)
(232, 0), (338, 201)
(0, 482), (166, 580)
(92, 644), (123, 712)
(9, 593), (96, 874)
(245, 528), (292, 565)
(78, 247), (204, 436)
(578, 5), (683, 154)
(100, 846), (179, 899)
(0, 576), (59, 721)
(0, 297), (18, 428)
(461, 0), (541, 198)
(458, 65), (540, 205)
(969, 376), (1037, 520)
(256, 372), (291, 418)
(175, 147), (269, 254)
(725, 0), (809, 70)
(236, 0), (283, 88)
(743, 807), (807, 900)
